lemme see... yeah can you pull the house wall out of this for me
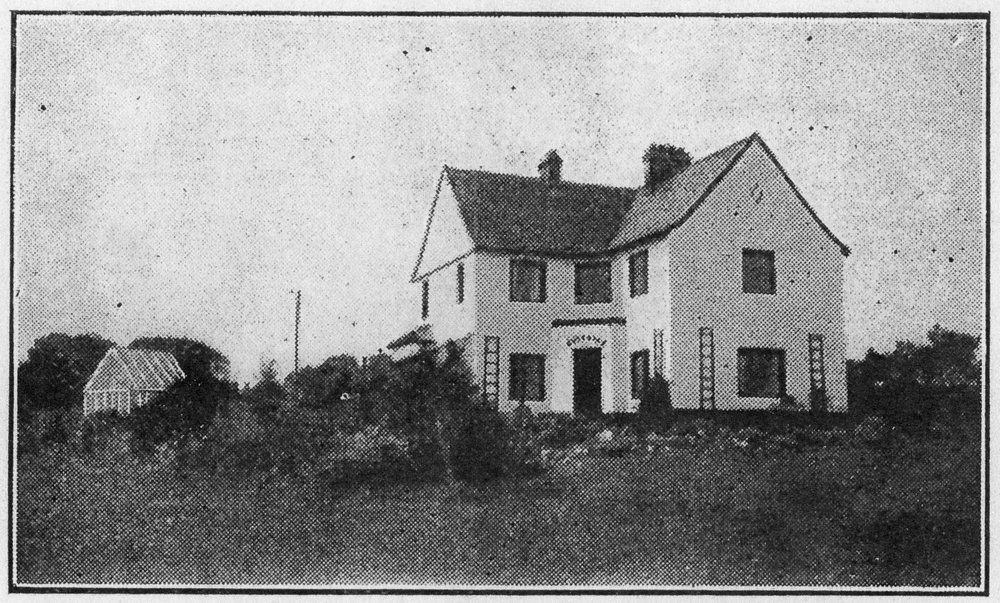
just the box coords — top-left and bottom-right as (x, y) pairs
(415, 174), (476, 278)
(420, 253), (478, 345)
(622, 239), (671, 411)
(668, 139), (848, 411)
(475, 250), (633, 412)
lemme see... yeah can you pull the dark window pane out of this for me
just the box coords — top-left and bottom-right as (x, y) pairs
(575, 262), (612, 304)
(630, 250), (648, 297)
(510, 259), (546, 302)
(457, 263), (465, 304)
(510, 354), (545, 401)
(737, 348), (786, 397)
(742, 249), (775, 294)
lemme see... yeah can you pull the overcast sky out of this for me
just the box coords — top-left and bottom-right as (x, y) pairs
(14, 15), (985, 382)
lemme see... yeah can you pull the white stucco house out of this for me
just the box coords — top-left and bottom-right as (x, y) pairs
(388, 133), (850, 414)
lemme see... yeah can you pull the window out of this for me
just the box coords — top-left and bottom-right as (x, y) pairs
(457, 263), (465, 304)
(509, 354), (545, 401)
(421, 280), (429, 320)
(631, 350), (650, 398)
(742, 249), (775, 294)
(737, 348), (786, 397)
(629, 250), (648, 297)
(575, 262), (612, 304)
(510, 259), (546, 302)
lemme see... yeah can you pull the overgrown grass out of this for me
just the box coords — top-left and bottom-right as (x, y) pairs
(16, 407), (980, 587)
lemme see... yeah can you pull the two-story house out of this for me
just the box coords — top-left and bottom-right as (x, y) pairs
(388, 133), (850, 414)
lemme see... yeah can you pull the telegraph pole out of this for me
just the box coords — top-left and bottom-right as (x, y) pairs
(294, 290), (301, 375)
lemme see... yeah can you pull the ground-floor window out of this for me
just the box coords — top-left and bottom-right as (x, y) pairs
(737, 348), (786, 397)
(630, 350), (649, 398)
(509, 353), (545, 401)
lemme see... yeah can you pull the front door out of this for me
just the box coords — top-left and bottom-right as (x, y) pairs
(573, 348), (602, 417)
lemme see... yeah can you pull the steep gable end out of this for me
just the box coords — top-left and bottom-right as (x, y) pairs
(617, 134), (849, 256)
(751, 136), (850, 256)
(412, 170), (477, 281)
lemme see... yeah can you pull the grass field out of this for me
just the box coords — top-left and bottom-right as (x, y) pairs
(16, 419), (981, 587)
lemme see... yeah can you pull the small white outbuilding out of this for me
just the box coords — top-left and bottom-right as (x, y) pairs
(82, 347), (185, 416)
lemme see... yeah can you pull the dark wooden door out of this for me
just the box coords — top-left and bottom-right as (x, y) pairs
(573, 348), (602, 417)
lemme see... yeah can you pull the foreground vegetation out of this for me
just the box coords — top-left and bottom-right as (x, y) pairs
(17, 409), (979, 586)
(14, 325), (983, 587)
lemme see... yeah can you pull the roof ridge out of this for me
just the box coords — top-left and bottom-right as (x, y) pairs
(445, 165), (636, 192)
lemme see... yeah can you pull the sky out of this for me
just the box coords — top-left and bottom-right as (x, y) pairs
(13, 15), (986, 383)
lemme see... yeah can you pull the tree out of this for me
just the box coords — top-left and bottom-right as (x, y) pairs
(128, 336), (231, 384)
(246, 358), (284, 413)
(17, 333), (115, 414)
(130, 375), (238, 454)
(285, 354), (360, 407)
(126, 336), (235, 453)
(847, 325), (981, 429)
(392, 341), (480, 481)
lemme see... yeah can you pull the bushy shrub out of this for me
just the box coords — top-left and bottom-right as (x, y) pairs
(638, 376), (672, 423)
(285, 355), (360, 408)
(130, 376), (237, 455)
(452, 407), (517, 481)
(537, 413), (602, 449)
(809, 388), (830, 413)
(848, 325), (981, 433)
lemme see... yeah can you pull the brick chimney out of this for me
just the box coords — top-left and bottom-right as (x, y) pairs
(643, 143), (692, 189)
(538, 150), (562, 183)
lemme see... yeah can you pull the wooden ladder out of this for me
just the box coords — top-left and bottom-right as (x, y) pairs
(699, 327), (715, 410)
(482, 336), (500, 407)
(808, 333), (827, 394)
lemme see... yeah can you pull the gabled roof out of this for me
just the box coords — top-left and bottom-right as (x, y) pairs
(444, 166), (636, 255)
(84, 347), (186, 392)
(418, 133), (849, 277)
(610, 135), (754, 248)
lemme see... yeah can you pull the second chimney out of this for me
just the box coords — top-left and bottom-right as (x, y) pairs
(538, 150), (562, 183)
(643, 143), (691, 189)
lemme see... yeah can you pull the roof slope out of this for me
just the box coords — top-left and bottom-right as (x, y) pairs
(610, 135), (754, 248)
(445, 166), (636, 255)
(429, 133), (848, 265)
(84, 347), (186, 392)
(386, 324), (435, 350)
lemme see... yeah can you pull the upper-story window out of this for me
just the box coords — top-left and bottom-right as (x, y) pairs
(629, 249), (648, 298)
(457, 263), (465, 304)
(421, 280), (429, 320)
(510, 259), (546, 302)
(575, 261), (612, 304)
(742, 248), (776, 294)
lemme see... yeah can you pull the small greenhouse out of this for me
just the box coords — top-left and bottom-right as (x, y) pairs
(83, 347), (185, 416)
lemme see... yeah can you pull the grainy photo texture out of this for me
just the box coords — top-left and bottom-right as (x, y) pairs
(10, 12), (987, 593)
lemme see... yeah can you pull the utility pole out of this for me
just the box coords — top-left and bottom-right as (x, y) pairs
(294, 290), (301, 375)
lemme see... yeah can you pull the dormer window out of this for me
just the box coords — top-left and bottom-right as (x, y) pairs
(575, 262), (612, 304)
